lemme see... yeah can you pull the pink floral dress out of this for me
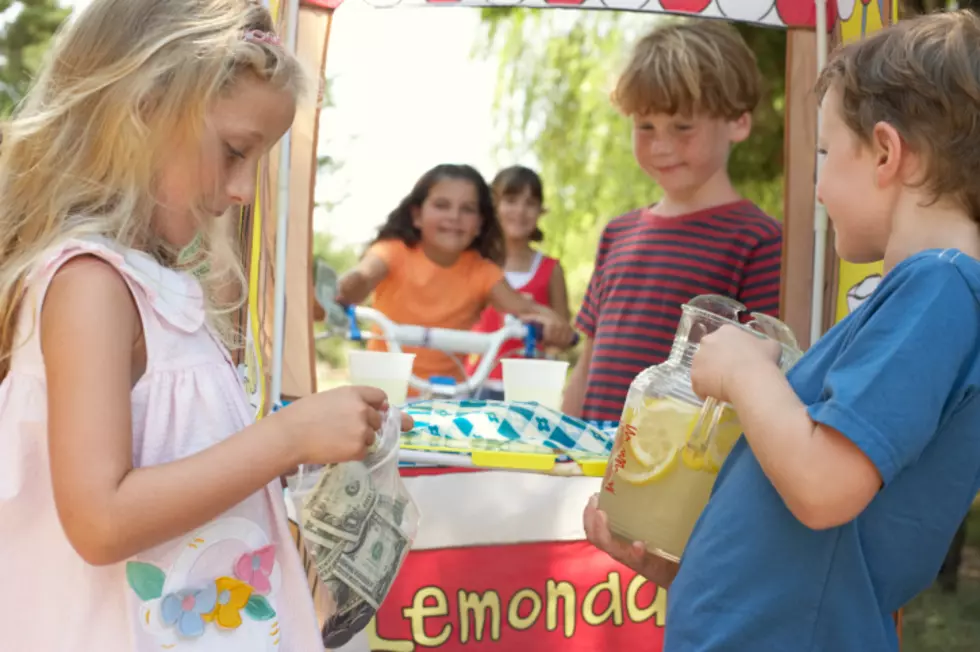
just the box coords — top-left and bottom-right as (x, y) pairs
(0, 238), (322, 651)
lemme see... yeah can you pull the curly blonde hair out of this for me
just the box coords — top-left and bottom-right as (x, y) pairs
(0, 0), (305, 380)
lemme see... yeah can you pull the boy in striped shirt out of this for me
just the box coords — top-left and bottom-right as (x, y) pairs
(562, 20), (783, 424)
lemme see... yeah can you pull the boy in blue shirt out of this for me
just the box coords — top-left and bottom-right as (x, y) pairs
(584, 11), (980, 651)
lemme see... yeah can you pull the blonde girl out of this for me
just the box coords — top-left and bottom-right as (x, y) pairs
(0, 1), (407, 649)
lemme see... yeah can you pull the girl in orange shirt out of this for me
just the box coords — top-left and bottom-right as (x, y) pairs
(337, 164), (574, 387)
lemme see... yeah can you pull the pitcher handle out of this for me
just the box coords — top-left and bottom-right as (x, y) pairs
(687, 397), (724, 454)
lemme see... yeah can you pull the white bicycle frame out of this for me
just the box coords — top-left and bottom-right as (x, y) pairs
(318, 305), (534, 398)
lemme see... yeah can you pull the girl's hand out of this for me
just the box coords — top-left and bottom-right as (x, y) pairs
(533, 307), (575, 349)
(488, 279), (574, 348)
(691, 325), (782, 403)
(583, 495), (679, 587)
(276, 386), (413, 466)
(335, 273), (368, 307)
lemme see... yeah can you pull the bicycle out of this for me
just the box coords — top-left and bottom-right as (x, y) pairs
(314, 261), (573, 400)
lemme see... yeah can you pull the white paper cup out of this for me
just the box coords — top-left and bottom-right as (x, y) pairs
(347, 350), (415, 406)
(501, 358), (570, 410)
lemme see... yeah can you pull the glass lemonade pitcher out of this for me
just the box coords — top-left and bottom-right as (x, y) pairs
(597, 295), (802, 562)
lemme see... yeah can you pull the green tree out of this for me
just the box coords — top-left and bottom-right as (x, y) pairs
(0, 0), (69, 115)
(312, 230), (356, 273)
(478, 9), (786, 308)
(316, 78), (347, 210)
(479, 9), (656, 306)
(312, 77), (360, 370)
(902, 0), (977, 13)
(312, 230), (357, 369)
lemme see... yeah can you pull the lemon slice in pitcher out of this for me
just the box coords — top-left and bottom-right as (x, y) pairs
(627, 397), (699, 465)
(627, 427), (672, 468)
(704, 409), (743, 470)
(617, 444), (678, 485)
(682, 446), (720, 473)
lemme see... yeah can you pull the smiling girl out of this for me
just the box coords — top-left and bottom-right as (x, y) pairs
(336, 164), (574, 388)
(466, 166), (570, 400)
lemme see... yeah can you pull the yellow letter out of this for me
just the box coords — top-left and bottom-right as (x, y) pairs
(545, 579), (577, 638)
(507, 588), (543, 631)
(626, 575), (667, 627)
(582, 572), (624, 627)
(366, 617), (416, 652)
(402, 587), (452, 647)
(457, 590), (501, 642)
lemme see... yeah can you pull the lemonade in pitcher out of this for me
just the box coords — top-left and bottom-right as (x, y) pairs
(597, 295), (801, 562)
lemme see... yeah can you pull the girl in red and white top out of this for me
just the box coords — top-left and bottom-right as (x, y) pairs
(467, 166), (571, 399)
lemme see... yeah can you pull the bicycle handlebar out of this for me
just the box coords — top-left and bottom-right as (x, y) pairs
(320, 305), (542, 397)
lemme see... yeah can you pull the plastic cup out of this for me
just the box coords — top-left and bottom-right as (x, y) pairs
(347, 350), (416, 406)
(501, 358), (570, 410)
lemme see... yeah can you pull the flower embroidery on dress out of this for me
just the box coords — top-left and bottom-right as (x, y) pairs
(234, 545), (276, 594)
(126, 557), (279, 637)
(202, 577), (253, 629)
(160, 584), (218, 638)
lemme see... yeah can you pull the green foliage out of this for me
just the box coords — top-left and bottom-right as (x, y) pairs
(478, 9), (659, 308)
(0, 0), (69, 116)
(730, 23), (786, 190)
(313, 78), (356, 371)
(902, 0), (973, 13)
(312, 230), (357, 273)
(477, 9), (786, 311)
(317, 77), (352, 212)
(312, 231), (356, 368)
(901, 505), (980, 652)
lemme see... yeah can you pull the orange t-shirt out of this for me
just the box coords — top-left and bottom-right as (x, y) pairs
(366, 240), (504, 384)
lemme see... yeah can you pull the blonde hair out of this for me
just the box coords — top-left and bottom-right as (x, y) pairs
(816, 10), (980, 221)
(613, 20), (761, 119)
(0, 0), (305, 380)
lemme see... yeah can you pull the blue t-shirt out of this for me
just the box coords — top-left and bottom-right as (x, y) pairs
(666, 249), (980, 651)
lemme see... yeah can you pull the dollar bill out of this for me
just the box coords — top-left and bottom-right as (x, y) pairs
(376, 494), (408, 528)
(338, 495), (408, 553)
(303, 517), (345, 549)
(303, 462), (378, 543)
(312, 540), (345, 578)
(299, 457), (414, 646)
(334, 511), (409, 609)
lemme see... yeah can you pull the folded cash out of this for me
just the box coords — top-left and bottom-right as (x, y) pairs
(333, 510), (409, 609)
(377, 494), (409, 528)
(299, 458), (415, 649)
(303, 462), (378, 543)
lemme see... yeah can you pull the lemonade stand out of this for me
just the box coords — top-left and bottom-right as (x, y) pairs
(242, 0), (902, 649)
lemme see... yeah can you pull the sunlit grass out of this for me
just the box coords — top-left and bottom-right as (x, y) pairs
(899, 505), (980, 651)
(904, 579), (980, 651)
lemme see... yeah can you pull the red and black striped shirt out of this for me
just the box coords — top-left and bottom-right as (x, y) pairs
(575, 200), (782, 422)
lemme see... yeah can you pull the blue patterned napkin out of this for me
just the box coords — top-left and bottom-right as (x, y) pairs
(401, 399), (617, 463)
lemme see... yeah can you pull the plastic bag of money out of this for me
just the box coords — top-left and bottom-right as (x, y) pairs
(285, 406), (420, 649)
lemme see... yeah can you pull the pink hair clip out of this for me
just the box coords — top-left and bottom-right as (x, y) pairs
(244, 29), (282, 46)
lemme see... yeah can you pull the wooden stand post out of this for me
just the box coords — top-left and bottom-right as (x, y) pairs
(779, 29), (818, 349)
